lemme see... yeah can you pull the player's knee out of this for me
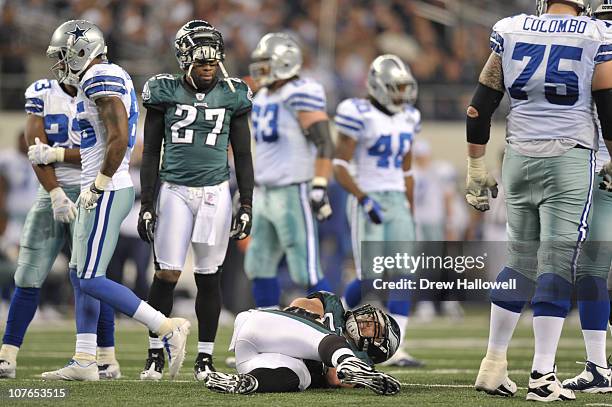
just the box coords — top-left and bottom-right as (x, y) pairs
(155, 269), (181, 283)
(14, 267), (44, 289)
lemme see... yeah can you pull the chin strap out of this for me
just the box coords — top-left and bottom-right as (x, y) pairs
(218, 61), (236, 93)
(186, 63), (197, 89)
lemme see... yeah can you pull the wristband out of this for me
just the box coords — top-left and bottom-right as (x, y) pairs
(94, 172), (112, 191)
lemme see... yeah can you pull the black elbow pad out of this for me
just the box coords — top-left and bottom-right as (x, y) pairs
(466, 83), (504, 145)
(594, 89), (612, 141)
(305, 120), (334, 159)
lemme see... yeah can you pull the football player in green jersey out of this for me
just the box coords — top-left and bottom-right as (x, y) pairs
(203, 292), (402, 395)
(138, 20), (254, 381)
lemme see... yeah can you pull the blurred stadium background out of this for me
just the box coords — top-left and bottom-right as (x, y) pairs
(0, 0), (524, 317)
(0, 4), (608, 401)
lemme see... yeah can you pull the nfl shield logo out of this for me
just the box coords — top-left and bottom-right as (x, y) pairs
(196, 93), (205, 101)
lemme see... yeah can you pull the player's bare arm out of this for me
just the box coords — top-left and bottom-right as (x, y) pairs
(24, 114), (60, 193)
(402, 150), (414, 214)
(96, 96), (129, 177)
(333, 133), (366, 201)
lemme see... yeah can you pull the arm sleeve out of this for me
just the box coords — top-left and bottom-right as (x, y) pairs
(596, 22), (612, 64)
(140, 108), (165, 207)
(229, 112), (254, 207)
(233, 80), (253, 117)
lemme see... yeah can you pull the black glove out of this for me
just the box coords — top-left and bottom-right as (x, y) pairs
(137, 203), (156, 243)
(230, 205), (252, 240)
(310, 177), (332, 221)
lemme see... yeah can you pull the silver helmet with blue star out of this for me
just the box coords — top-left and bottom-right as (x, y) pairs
(367, 54), (418, 113)
(47, 20), (107, 86)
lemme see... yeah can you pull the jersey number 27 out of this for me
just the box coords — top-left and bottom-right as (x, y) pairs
(171, 104), (225, 146)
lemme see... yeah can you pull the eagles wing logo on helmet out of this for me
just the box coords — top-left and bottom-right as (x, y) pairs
(174, 20), (225, 71)
(344, 304), (401, 364)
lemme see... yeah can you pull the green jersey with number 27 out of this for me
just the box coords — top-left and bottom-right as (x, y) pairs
(142, 74), (252, 187)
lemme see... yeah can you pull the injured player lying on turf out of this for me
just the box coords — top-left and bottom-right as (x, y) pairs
(203, 291), (402, 395)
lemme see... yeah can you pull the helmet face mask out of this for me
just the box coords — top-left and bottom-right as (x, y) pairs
(249, 33), (302, 87)
(175, 20), (225, 72)
(47, 20), (107, 86)
(594, 0), (612, 18)
(345, 304), (401, 364)
(367, 54), (418, 113)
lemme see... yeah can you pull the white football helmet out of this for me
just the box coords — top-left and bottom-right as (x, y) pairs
(367, 54), (417, 113)
(249, 33), (302, 87)
(536, 0), (589, 16)
(47, 20), (107, 86)
(594, 0), (612, 17)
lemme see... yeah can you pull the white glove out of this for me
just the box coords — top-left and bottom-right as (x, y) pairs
(50, 187), (77, 223)
(599, 161), (612, 192)
(78, 172), (111, 210)
(28, 137), (65, 165)
(465, 156), (498, 212)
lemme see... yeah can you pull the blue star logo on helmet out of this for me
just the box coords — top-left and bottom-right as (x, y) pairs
(65, 24), (90, 44)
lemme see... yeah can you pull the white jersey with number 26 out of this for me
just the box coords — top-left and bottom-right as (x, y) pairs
(492, 14), (612, 150)
(76, 62), (138, 191)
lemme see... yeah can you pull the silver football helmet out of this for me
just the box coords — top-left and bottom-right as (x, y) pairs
(536, 0), (589, 16)
(47, 20), (107, 86)
(249, 33), (302, 87)
(367, 54), (417, 113)
(345, 304), (401, 364)
(594, 0), (612, 17)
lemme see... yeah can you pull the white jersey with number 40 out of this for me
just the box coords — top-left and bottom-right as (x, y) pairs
(76, 62), (138, 191)
(25, 79), (81, 186)
(334, 98), (421, 193)
(492, 14), (612, 150)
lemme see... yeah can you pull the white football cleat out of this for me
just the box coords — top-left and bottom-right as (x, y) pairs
(526, 371), (575, 402)
(0, 359), (16, 379)
(380, 348), (424, 368)
(474, 357), (517, 397)
(41, 359), (99, 381)
(562, 361), (612, 393)
(161, 318), (190, 380)
(336, 357), (401, 396)
(98, 360), (122, 380)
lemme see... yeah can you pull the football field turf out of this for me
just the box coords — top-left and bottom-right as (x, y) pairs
(0, 311), (610, 406)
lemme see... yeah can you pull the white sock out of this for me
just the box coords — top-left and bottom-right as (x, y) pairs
(486, 303), (521, 359)
(0, 344), (19, 363)
(532, 316), (565, 374)
(389, 313), (409, 345)
(149, 337), (163, 349)
(582, 329), (608, 367)
(75, 333), (97, 357)
(132, 301), (166, 333)
(331, 348), (354, 367)
(198, 342), (214, 355)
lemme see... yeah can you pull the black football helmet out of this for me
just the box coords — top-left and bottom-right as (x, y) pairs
(174, 20), (225, 71)
(344, 304), (401, 364)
